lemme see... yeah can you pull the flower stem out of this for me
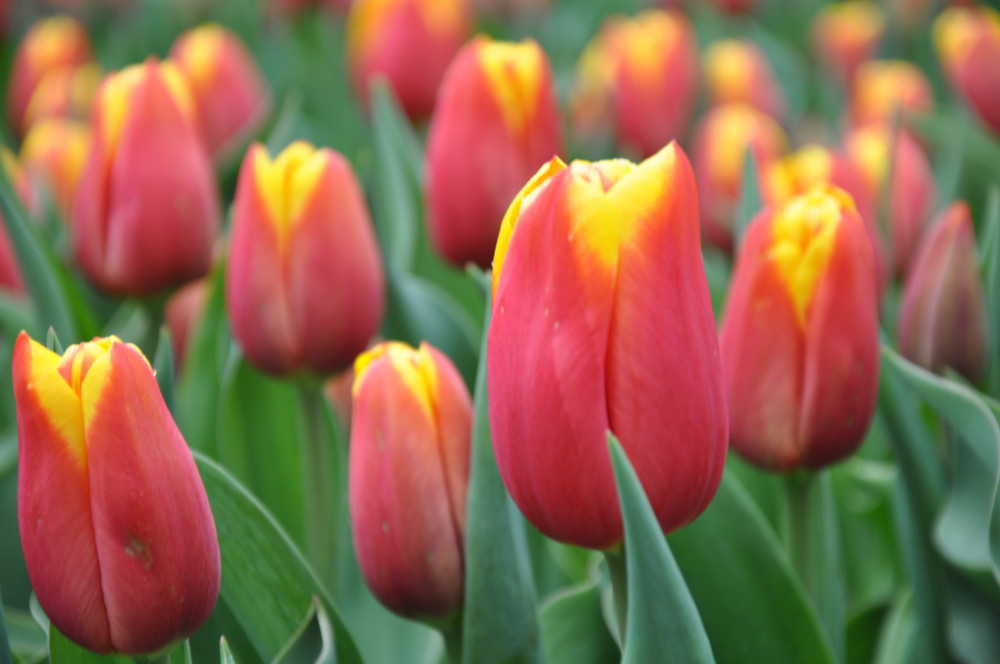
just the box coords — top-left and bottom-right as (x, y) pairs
(299, 382), (336, 588)
(439, 618), (464, 664)
(604, 547), (629, 647)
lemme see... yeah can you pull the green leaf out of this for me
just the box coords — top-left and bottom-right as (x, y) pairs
(873, 593), (920, 664)
(193, 452), (362, 664)
(153, 326), (175, 414)
(0, 155), (76, 342)
(370, 80), (422, 272)
(0, 432), (16, 484)
(907, 110), (1000, 187)
(216, 354), (305, 550)
(540, 581), (618, 664)
(47, 626), (128, 663)
(0, 597), (12, 664)
(219, 637), (236, 664)
(847, 604), (889, 664)
(46, 327), (63, 354)
(734, 149), (762, 250)
(979, 186), (1000, 397)
(461, 278), (541, 664)
(946, 575), (1000, 664)
(4, 608), (45, 664)
(881, 344), (1000, 582)
(0, 291), (38, 339)
(606, 432), (715, 664)
(668, 470), (837, 664)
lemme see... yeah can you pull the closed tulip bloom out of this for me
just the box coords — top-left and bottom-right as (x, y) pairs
(73, 59), (220, 296)
(13, 333), (220, 655)
(170, 25), (271, 160)
(0, 149), (37, 296)
(350, 341), (471, 618)
(426, 36), (563, 269)
(933, 6), (1000, 134)
(8, 15), (93, 136)
(346, 0), (471, 121)
(20, 118), (90, 220)
(165, 277), (209, 373)
(811, 1), (885, 86)
(227, 141), (384, 376)
(703, 39), (786, 121)
(851, 60), (934, 127)
(720, 185), (879, 471)
(489, 143), (728, 550)
(21, 62), (99, 136)
(571, 10), (698, 159)
(898, 202), (989, 382)
(846, 124), (936, 277)
(692, 103), (787, 253)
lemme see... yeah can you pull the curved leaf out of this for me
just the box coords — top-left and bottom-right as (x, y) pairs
(606, 432), (715, 664)
(540, 580), (618, 664)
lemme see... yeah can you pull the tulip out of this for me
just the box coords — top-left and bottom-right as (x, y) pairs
(13, 333), (220, 655)
(227, 141), (384, 376)
(170, 24), (272, 161)
(7, 15), (93, 136)
(811, 1), (885, 86)
(933, 6), (1000, 134)
(763, 144), (886, 288)
(349, 341), (471, 618)
(898, 202), (989, 383)
(0, 149), (40, 296)
(851, 60), (934, 127)
(845, 124), (936, 277)
(488, 143), (728, 550)
(570, 10), (698, 159)
(425, 36), (563, 269)
(691, 103), (788, 253)
(703, 39), (786, 121)
(346, 0), (471, 121)
(20, 118), (90, 220)
(165, 277), (209, 372)
(72, 59), (219, 296)
(720, 185), (879, 471)
(21, 62), (99, 135)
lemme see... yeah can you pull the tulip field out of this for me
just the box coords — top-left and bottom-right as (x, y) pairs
(2, 0), (1000, 662)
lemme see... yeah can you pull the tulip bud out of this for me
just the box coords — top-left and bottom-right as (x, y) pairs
(898, 202), (989, 383)
(350, 341), (471, 619)
(691, 103), (787, 253)
(846, 124), (936, 277)
(720, 185), (879, 471)
(488, 143), (728, 550)
(703, 39), (786, 121)
(763, 145), (886, 288)
(811, 1), (885, 86)
(21, 62), (99, 136)
(165, 277), (210, 372)
(72, 59), (219, 296)
(227, 141), (385, 376)
(13, 333), (220, 655)
(570, 10), (698, 159)
(425, 36), (563, 269)
(346, 0), (471, 121)
(7, 15), (93, 136)
(851, 60), (934, 127)
(933, 6), (1000, 134)
(20, 118), (90, 220)
(170, 24), (272, 161)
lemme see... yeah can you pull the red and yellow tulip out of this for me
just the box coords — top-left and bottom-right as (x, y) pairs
(227, 141), (385, 376)
(350, 341), (471, 618)
(72, 59), (219, 296)
(720, 185), (879, 470)
(13, 333), (220, 655)
(933, 6), (1000, 134)
(21, 62), (99, 136)
(425, 36), (563, 268)
(20, 118), (90, 220)
(851, 60), (934, 127)
(488, 143), (728, 549)
(703, 39), (786, 122)
(811, 1), (885, 86)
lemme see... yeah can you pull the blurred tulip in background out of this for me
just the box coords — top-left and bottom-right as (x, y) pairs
(20, 118), (90, 220)
(720, 185), (879, 471)
(703, 39), (786, 122)
(227, 141), (384, 376)
(933, 5), (1000, 134)
(72, 59), (219, 296)
(426, 36), (563, 269)
(20, 63), (99, 137)
(12, 333), (220, 654)
(488, 143), (728, 550)
(350, 341), (471, 619)
(811, 1), (885, 87)
(851, 60), (935, 127)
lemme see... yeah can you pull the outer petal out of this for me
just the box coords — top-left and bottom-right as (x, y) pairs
(797, 209), (879, 468)
(13, 333), (111, 653)
(226, 144), (298, 374)
(81, 342), (220, 654)
(605, 144), (728, 533)
(287, 151), (385, 374)
(349, 350), (466, 617)
(488, 170), (621, 549)
(720, 211), (805, 470)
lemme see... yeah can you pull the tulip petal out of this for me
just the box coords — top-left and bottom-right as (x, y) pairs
(13, 332), (111, 653)
(605, 144), (728, 532)
(80, 342), (219, 654)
